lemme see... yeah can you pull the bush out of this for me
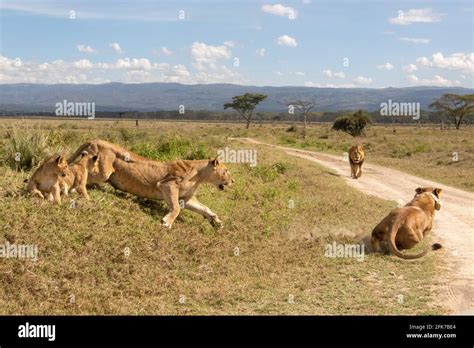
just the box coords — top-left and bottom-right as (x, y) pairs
(1, 128), (65, 171)
(332, 110), (371, 137)
(272, 161), (292, 174)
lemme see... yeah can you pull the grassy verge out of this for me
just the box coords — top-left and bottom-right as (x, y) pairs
(0, 119), (445, 314)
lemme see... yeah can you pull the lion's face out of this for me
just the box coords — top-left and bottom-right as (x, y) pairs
(414, 187), (442, 211)
(209, 159), (234, 191)
(350, 145), (365, 163)
(53, 156), (68, 177)
(82, 152), (99, 175)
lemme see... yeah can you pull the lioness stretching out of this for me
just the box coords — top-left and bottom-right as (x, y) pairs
(60, 151), (99, 200)
(26, 155), (68, 204)
(107, 157), (234, 228)
(68, 139), (149, 184)
(371, 187), (443, 259)
(349, 144), (365, 179)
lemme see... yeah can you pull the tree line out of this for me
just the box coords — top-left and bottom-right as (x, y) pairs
(222, 92), (474, 134)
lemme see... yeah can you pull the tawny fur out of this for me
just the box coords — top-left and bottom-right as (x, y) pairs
(349, 145), (365, 179)
(68, 139), (149, 184)
(60, 152), (99, 200)
(107, 157), (234, 229)
(26, 155), (68, 204)
(371, 187), (443, 259)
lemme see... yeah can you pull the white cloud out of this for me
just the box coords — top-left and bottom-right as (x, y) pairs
(274, 71), (283, 76)
(109, 42), (123, 54)
(294, 71), (305, 76)
(415, 52), (474, 73)
(353, 76), (373, 85)
(223, 41), (236, 47)
(161, 47), (173, 56)
(108, 58), (153, 70)
(403, 64), (418, 72)
(0, 55), (109, 84)
(256, 48), (266, 57)
(376, 62), (394, 70)
(191, 41), (232, 70)
(77, 44), (96, 53)
(189, 42), (243, 84)
(276, 35), (297, 47)
(302, 0), (312, 4)
(0, 54), (244, 85)
(73, 59), (94, 69)
(262, 4), (297, 19)
(323, 69), (345, 78)
(406, 74), (461, 87)
(389, 8), (442, 25)
(400, 37), (431, 44)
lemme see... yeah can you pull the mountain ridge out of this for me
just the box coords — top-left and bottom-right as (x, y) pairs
(1, 83), (472, 113)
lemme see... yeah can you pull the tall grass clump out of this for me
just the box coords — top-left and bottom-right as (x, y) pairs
(1, 128), (65, 171)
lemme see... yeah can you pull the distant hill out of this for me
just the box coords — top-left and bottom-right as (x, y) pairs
(0, 83), (472, 114)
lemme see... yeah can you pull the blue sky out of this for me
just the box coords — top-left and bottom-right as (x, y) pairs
(0, 0), (472, 87)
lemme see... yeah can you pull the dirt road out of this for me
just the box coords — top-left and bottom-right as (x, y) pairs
(237, 138), (474, 314)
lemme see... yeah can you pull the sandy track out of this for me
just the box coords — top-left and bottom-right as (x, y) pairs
(236, 138), (474, 314)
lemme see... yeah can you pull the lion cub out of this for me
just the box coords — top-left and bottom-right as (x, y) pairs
(26, 155), (68, 204)
(371, 187), (443, 259)
(60, 151), (99, 200)
(349, 144), (365, 179)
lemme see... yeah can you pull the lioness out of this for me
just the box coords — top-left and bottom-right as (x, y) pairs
(60, 151), (99, 200)
(371, 187), (443, 259)
(349, 145), (365, 179)
(68, 139), (149, 184)
(107, 157), (234, 228)
(26, 155), (68, 204)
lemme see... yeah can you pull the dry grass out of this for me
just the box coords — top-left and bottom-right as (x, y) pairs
(0, 118), (446, 314)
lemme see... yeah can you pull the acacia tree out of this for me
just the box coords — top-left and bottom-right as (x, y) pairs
(224, 93), (267, 128)
(429, 94), (474, 130)
(287, 99), (315, 138)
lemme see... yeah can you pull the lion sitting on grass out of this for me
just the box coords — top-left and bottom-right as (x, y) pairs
(26, 155), (68, 204)
(371, 187), (443, 259)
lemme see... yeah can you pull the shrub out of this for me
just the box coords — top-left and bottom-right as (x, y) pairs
(332, 110), (372, 137)
(1, 128), (65, 171)
(273, 161), (292, 174)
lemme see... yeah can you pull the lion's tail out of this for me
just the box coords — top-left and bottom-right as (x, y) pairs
(388, 214), (441, 260)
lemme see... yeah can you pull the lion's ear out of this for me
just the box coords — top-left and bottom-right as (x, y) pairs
(210, 158), (219, 167)
(415, 187), (423, 194)
(56, 155), (65, 164)
(433, 188), (442, 197)
(80, 151), (88, 158)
